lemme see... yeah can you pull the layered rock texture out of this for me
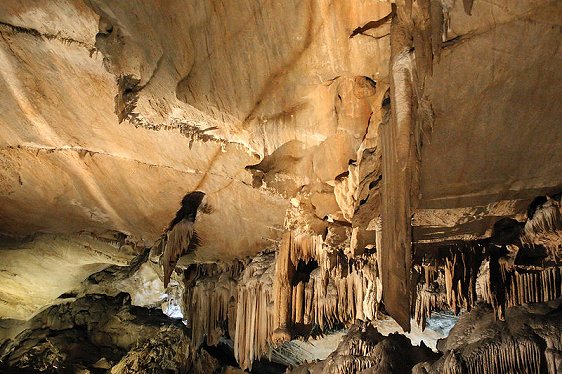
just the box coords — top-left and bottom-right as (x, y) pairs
(1, 0), (561, 373)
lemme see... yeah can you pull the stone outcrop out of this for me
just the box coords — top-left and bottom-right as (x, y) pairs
(289, 323), (438, 373)
(0, 233), (137, 320)
(0, 293), (193, 373)
(414, 300), (562, 374)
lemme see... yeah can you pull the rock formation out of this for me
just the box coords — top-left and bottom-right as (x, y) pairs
(0, 293), (194, 373)
(414, 300), (562, 374)
(1, 0), (561, 372)
(290, 322), (439, 373)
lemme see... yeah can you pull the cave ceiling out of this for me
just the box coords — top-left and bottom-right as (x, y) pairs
(0, 0), (394, 259)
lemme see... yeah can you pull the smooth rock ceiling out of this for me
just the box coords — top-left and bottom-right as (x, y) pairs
(0, 0), (394, 258)
(0, 0), (561, 373)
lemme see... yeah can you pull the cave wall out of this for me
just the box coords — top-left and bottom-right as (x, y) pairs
(0, 0), (561, 373)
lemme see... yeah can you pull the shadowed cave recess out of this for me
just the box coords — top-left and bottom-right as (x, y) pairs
(0, 0), (561, 373)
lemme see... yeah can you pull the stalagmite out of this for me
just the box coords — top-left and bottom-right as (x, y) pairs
(289, 323), (438, 373)
(427, 302), (562, 374)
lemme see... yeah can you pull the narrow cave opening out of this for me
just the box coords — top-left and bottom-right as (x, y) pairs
(291, 259), (318, 286)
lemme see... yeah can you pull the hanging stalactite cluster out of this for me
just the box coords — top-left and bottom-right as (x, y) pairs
(302, 256), (380, 331)
(443, 246), (484, 314)
(412, 263), (444, 330)
(480, 263), (562, 318)
(177, 213), (561, 371)
(233, 251), (276, 371)
(178, 231), (384, 370)
(521, 195), (562, 260)
(411, 243), (485, 329)
(180, 253), (276, 371)
(411, 211), (562, 327)
(182, 260), (245, 347)
(272, 232), (382, 343)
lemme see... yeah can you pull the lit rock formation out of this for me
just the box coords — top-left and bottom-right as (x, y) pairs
(289, 322), (438, 373)
(0, 233), (136, 320)
(414, 300), (562, 374)
(161, 191), (208, 287)
(0, 293), (194, 373)
(234, 252), (277, 370)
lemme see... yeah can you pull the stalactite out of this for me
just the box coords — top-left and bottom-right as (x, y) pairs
(289, 232), (325, 266)
(412, 243), (484, 328)
(444, 245), (483, 314)
(180, 232), (559, 371)
(441, 337), (544, 374)
(521, 196), (562, 260)
(444, 255), (457, 312)
(182, 261), (245, 347)
(412, 263), (444, 330)
(188, 273), (237, 346)
(477, 258), (493, 305)
(271, 231), (382, 340)
(412, 237), (560, 327)
(481, 264), (562, 311)
(182, 231), (384, 371)
(301, 258), (379, 331)
(381, 41), (415, 332)
(272, 232), (295, 345)
(234, 252), (276, 371)
(162, 219), (194, 287)
(524, 197), (561, 235)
